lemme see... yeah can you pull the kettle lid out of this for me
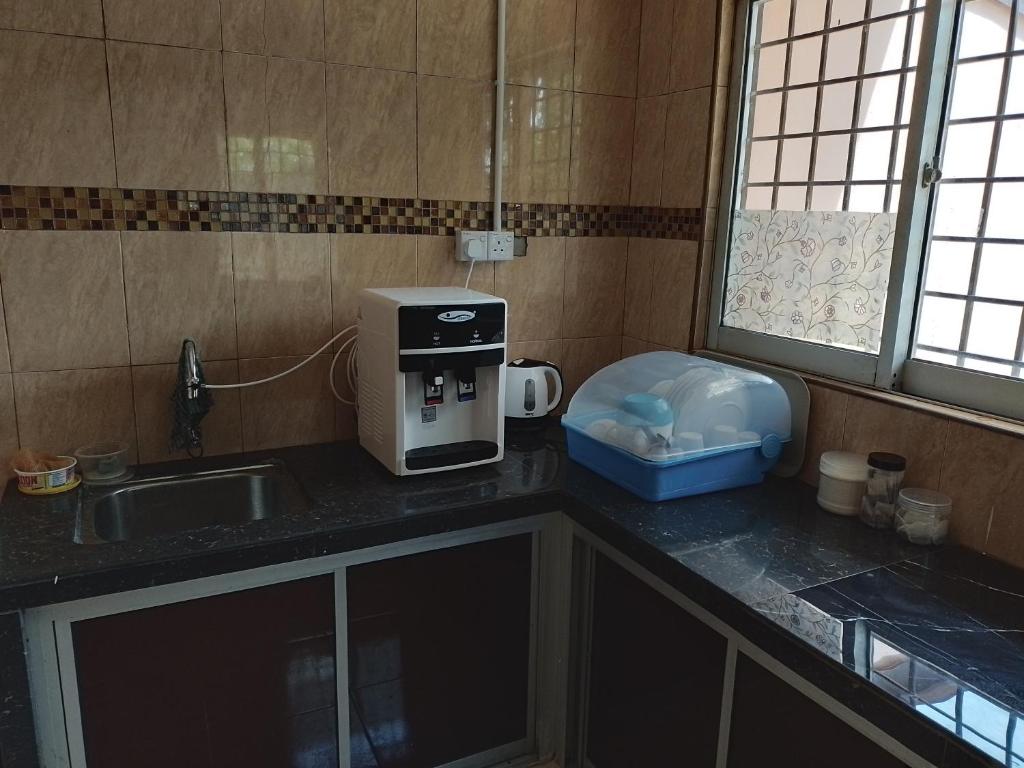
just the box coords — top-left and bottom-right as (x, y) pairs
(509, 357), (554, 368)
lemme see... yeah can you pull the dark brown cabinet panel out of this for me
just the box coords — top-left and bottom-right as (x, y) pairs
(585, 554), (727, 768)
(347, 534), (534, 768)
(728, 654), (909, 768)
(73, 576), (337, 768)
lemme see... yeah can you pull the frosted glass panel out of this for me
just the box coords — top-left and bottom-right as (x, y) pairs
(724, 210), (895, 352)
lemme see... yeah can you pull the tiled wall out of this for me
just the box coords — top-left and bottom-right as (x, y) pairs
(0, 0), (720, 493)
(799, 382), (1024, 570)
(619, 0), (731, 357)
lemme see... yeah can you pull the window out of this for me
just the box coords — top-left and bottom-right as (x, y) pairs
(711, 0), (1024, 420)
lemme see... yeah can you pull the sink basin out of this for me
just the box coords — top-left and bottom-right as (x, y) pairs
(89, 461), (309, 543)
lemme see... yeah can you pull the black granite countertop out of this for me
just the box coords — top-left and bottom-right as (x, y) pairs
(1, 431), (1021, 767)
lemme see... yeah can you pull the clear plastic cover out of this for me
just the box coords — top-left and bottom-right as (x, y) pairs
(562, 351), (792, 463)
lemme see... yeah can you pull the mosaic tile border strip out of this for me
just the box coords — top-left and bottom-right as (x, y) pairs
(0, 186), (703, 240)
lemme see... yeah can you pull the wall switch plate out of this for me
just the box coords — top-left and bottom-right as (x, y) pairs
(487, 231), (514, 261)
(455, 230), (488, 262)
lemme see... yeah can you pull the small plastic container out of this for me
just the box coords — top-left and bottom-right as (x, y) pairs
(859, 452), (907, 529)
(74, 442), (130, 482)
(14, 457), (79, 495)
(895, 488), (952, 545)
(817, 451), (868, 516)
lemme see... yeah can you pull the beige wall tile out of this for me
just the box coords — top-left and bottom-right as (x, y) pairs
(573, 0), (641, 97)
(0, 374), (17, 498)
(494, 237), (565, 342)
(417, 0), (495, 80)
(327, 65), (417, 197)
(325, 0), (416, 71)
(841, 396), (949, 488)
(240, 354), (335, 450)
(503, 85), (572, 204)
(937, 421), (1003, 555)
(221, 0), (325, 60)
(0, 232), (128, 372)
(132, 360), (243, 463)
(122, 231), (236, 365)
(691, 239), (715, 349)
(648, 239), (697, 349)
(337, 391), (357, 440)
(563, 238), (627, 338)
(224, 54), (328, 194)
(0, 276), (9, 373)
(569, 93), (635, 205)
(562, 336), (622, 403)
(108, 42), (227, 190)
(418, 76), (494, 201)
(705, 86), (729, 212)
(0, 0), (103, 36)
(716, 0), (735, 88)
(662, 87), (712, 209)
(232, 232), (332, 358)
(416, 236), (495, 293)
(505, 0), (575, 90)
(799, 382), (849, 486)
(620, 336), (654, 358)
(102, 0), (220, 49)
(630, 96), (668, 206)
(669, 0), (716, 91)
(14, 368), (137, 459)
(331, 234), (417, 331)
(638, 0), (674, 96)
(623, 238), (655, 340)
(0, 31), (115, 187)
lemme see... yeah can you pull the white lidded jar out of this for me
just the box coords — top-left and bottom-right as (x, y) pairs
(817, 451), (869, 516)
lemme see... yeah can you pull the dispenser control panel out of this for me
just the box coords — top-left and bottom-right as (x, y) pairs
(398, 302), (505, 350)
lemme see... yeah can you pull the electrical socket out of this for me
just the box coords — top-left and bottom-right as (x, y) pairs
(455, 230), (488, 262)
(487, 231), (514, 261)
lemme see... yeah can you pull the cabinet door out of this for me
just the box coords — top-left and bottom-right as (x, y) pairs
(586, 553), (727, 768)
(347, 534), (534, 768)
(73, 575), (337, 768)
(728, 654), (909, 767)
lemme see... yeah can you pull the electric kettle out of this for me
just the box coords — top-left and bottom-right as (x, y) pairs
(506, 358), (563, 425)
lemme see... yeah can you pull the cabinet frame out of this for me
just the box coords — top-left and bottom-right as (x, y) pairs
(567, 523), (941, 768)
(24, 513), (573, 768)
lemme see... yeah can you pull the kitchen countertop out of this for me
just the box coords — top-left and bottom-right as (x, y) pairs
(1, 431), (1021, 767)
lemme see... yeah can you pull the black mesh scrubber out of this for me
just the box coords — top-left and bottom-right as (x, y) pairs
(171, 339), (214, 457)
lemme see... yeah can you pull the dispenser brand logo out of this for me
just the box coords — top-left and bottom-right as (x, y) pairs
(437, 310), (476, 323)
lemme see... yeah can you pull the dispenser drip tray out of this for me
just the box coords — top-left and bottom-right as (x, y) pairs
(405, 441), (499, 470)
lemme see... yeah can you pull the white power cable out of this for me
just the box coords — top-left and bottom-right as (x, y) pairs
(464, 257), (477, 289)
(203, 325), (359, 405)
(330, 333), (359, 406)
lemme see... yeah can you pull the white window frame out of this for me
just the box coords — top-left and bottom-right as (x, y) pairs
(708, 0), (1024, 422)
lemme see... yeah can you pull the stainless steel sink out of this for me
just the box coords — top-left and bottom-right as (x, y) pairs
(88, 461), (308, 543)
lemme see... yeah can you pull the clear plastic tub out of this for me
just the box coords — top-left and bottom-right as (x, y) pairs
(561, 352), (792, 501)
(895, 488), (952, 545)
(74, 442), (131, 482)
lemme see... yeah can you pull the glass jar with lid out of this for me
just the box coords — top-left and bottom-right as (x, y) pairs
(895, 488), (952, 545)
(860, 452), (907, 529)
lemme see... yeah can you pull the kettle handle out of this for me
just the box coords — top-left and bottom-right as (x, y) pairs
(540, 364), (563, 413)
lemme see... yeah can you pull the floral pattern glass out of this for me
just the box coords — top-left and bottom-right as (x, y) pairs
(723, 210), (896, 353)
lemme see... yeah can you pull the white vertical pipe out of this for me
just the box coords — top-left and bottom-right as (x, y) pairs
(493, 0), (507, 233)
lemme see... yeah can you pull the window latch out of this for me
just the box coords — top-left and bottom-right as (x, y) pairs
(922, 161), (943, 188)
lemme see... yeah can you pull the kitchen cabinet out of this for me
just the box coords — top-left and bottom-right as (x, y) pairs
(584, 553), (727, 767)
(72, 575), (337, 768)
(346, 533), (534, 768)
(728, 653), (909, 767)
